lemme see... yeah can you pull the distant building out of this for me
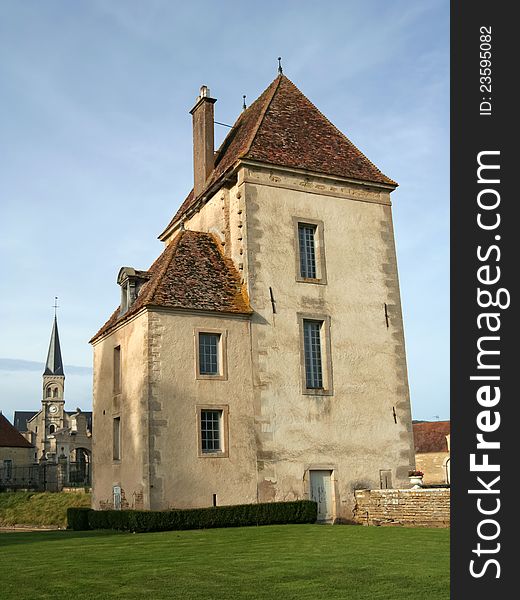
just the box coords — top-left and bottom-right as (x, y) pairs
(413, 421), (450, 485)
(91, 74), (414, 521)
(0, 412), (35, 484)
(13, 316), (92, 487)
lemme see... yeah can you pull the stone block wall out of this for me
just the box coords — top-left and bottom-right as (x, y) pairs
(353, 488), (450, 527)
(415, 452), (450, 485)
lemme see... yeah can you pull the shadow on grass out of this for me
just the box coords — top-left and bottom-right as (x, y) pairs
(0, 529), (124, 547)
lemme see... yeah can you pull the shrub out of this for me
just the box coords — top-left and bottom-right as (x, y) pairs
(67, 507), (93, 530)
(68, 500), (317, 533)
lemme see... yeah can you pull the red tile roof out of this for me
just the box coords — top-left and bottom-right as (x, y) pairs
(0, 413), (33, 448)
(160, 74), (396, 238)
(91, 230), (252, 343)
(413, 421), (450, 453)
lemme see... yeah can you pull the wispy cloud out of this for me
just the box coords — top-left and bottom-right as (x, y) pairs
(0, 358), (92, 375)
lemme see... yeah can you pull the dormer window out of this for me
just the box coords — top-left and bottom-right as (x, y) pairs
(117, 267), (150, 316)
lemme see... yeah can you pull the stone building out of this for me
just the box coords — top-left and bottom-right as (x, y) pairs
(14, 316), (92, 485)
(0, 412), (35, 485)
(91, 74), (415, 521)
(413, 421), (450, 485)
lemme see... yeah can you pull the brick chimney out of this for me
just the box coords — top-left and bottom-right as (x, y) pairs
(190, 85), (216, 197)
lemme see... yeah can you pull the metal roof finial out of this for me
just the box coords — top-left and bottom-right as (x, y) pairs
(277, 57), (283, 75)
(242, 95), (247, 111)
(53, 296), (59, 318)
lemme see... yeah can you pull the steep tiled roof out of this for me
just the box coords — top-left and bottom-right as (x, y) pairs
(160, 75), (396, 237)
(0, 413), (34, 448)
(91, 230), (252, 343)
(413, 421), (450, 453)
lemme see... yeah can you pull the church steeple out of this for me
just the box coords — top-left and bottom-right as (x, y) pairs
(44, 316), (64, 376)
(43, 314), (65, 405)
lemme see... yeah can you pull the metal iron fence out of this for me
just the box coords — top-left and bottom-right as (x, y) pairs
(0, 461), (90, 491)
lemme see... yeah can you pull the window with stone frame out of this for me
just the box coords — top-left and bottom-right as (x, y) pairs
(199, 333), (220, 375)
(195, 329), (228, 380)
(303, 319), (324, 389)
(298, 313), (333, 396)
(197, 405), (229, 457)
(201, 409), (222, 452)
(113, 416), (121, 461)
(294, 217), (327, 284)
(298, 223), (318, 278)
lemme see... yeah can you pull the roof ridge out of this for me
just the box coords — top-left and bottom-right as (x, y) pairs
(249, 75), (396, 187)
(238, 75), (283, 162)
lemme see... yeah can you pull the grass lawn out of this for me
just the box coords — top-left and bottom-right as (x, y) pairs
(0, 524), (449, 600)
(0, 491), (91, 528)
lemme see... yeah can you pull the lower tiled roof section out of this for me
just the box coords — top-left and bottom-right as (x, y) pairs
(91, 230), (252, 343)
(413, 421), (450, 453)
(0, 413), (34, 448)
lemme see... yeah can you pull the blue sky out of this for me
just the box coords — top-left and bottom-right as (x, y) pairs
(0, 0), (449, 423)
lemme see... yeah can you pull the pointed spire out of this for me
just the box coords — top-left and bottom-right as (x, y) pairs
(44, 316), (64, 376)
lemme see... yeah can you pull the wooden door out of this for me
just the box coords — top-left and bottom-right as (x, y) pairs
(310, 470), (333, 521)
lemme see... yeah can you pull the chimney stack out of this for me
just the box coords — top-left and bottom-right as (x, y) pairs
(190, 85), (216, 197)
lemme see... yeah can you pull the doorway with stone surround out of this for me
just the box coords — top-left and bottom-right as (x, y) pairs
(309, 469), (334, 522)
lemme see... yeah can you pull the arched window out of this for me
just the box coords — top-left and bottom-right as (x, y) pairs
(46, 388), (52, 398)
(53, 388), (58, 398)
(49, 424), (56, 434)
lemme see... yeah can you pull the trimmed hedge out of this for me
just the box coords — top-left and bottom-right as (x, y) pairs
(68, 500), (317, 532)
(66, 506), (92, 531)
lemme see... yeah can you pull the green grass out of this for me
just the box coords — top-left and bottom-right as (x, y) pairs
(0, 524), (449, 600)
(0, 491), (91, 527)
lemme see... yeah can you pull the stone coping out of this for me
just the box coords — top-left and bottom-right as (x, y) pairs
(355, 488), (449, 493)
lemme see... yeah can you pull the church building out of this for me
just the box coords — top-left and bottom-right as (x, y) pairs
(14, 316), (92, 482)
(91, 73), (414, 521)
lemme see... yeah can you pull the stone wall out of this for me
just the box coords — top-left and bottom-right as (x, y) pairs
(353, 488), (450, 527)
(415, 452), (450, 485)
